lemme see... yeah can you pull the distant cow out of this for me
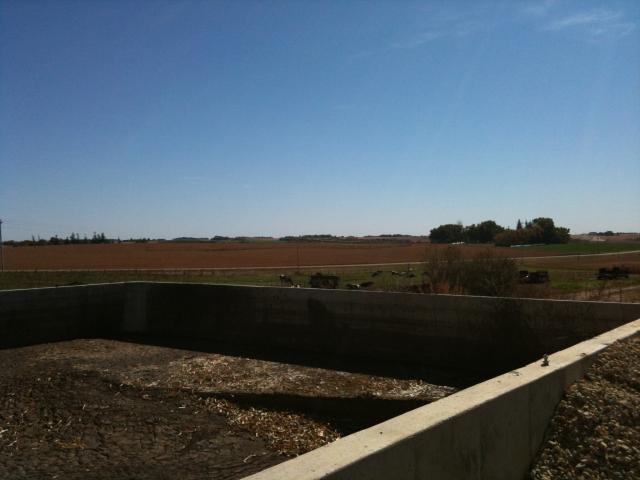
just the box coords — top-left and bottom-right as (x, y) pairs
(371, 270), (383, 277)
(279, 274), (294, 287)
(392, 271), (410, 277)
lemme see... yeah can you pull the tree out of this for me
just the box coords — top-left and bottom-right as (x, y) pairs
(431, 220), (505, 244)
(495, 229), (528, 247)
(554, 227), (570, 243)
(516, 219), (523, 230)
(465, 220), (504, 243)
(495, 217), (570, 246)
(530, 217), (555, 243)
(429, 223), (465, 243)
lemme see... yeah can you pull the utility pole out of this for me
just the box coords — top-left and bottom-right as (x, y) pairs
(0, 219), (4, 272)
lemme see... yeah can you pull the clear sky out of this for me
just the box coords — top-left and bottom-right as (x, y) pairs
(1, 0), (639, 240)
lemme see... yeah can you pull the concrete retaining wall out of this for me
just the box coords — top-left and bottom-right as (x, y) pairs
(3, 282), (640, 377)
(243, 318), (640, 480)
(128, 283), (640, 375)
(0, 283), (125, 348)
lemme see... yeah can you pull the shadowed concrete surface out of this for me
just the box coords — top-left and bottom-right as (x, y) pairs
(3, 282), (640, 378)
(244, 319), (640, 480)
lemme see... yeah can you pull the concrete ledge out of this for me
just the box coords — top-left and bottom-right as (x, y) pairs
(243, 318), (640, 480)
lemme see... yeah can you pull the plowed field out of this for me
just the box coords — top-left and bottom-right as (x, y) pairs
(4, 241), (566, 271)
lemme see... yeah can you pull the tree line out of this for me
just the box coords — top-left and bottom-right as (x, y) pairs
(429, 218), (570, 246)
(4, 232), (114, 246)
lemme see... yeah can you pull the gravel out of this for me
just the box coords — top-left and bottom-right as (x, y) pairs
(530, 333), (640, 480)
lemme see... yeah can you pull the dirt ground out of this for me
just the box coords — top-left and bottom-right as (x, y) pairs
(573, 234), (640, 243)
(530, 333), (639, 480)
(0, 340), (455, 479)
(4, 241), (567, 270)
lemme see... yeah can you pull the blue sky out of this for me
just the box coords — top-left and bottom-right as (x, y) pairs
(1, 0), (639, 240)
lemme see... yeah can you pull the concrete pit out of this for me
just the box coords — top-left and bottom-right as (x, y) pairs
(2, 283), (640, 479)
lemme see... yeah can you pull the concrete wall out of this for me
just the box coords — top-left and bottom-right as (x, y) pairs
(3, 282), (640, 377)
(126, 283), (640, 375)
(243, 318), (640, 480)
(0, 283), (125, 348)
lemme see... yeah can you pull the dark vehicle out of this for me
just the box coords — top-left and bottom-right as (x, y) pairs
(309, 273), (339, 289)
(519, 270), (550, 284)
(597, 267), (630, 280)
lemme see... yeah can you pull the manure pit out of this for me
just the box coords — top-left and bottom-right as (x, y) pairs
(0, 339), (457, 479)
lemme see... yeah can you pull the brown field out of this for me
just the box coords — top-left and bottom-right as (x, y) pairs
(521, 252), (640, 273)
(4, 242), (640, 270)
(2, 241), (567, 271)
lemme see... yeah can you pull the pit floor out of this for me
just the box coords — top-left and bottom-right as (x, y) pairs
(0, 340), (456, 479)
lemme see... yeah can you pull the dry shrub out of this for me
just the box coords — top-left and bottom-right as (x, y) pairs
(463, 249), (520, 296)
(422, 246), (466, 294)
(423, 246), (518, 296)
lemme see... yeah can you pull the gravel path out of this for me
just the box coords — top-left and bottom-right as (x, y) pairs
(530, 333), (639, 479)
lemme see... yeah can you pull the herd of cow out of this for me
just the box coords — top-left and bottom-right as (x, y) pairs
(278, 265), (632, 290)
(279, 268), (419, 290)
